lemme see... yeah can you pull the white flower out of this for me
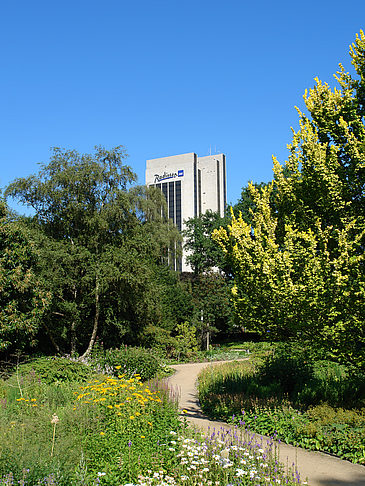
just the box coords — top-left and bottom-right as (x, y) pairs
(220, 448), (230, 459)
(51, 414), (59, 425)
(170, 431), (177, 435)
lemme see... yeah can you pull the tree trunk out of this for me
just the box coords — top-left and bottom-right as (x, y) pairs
(80, 275), (100, 359)
(43, 322), (61, 354)
(70, 287), (77, 356)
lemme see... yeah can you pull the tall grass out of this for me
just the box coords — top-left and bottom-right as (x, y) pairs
(197, 355), (365, 464)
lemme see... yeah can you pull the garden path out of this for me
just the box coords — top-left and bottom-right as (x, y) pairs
(166, 360), (365, 486)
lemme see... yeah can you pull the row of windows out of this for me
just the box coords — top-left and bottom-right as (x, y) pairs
(151, 181), (182, 271)
(154, 181), (182, 230)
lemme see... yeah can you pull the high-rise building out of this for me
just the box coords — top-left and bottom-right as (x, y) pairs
(146, 152), (227, 272)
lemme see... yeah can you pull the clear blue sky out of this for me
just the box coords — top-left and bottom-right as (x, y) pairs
(1, 0), (364, 214)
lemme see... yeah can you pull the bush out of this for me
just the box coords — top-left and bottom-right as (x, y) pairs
(8, 356), (92, 386)
(140, 324), (179, 358)
(257, 344), (314, 398)
(172, 322), (198, 361)
(94, 346), (162, 382)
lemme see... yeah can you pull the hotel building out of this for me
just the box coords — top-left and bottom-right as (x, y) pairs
(146, 152), (227, 272)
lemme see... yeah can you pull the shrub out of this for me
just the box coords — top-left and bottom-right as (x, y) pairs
(257, 345), (314, 398)
(140, 324), (179, 358)
(172, 322), (198, 361)
(7, 356), (92, 386)
(95, 346), (162, 382)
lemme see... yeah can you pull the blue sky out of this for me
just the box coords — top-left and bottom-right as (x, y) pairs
(1, 0), (364, 214)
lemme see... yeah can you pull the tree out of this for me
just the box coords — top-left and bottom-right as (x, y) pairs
(183, 210), (231, 276)
(232, 182), (269, 223)
(191, 272), (236, 347)
(0, 199), (49, 353)
(213, 31), (365, 369)
(5, 146), (180, 357)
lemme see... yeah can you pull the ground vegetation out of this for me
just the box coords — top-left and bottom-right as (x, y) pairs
(0, 355), (303, 485)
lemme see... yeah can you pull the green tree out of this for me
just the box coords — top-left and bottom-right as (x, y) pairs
(0, 199), (49, 352)
(213, 31), (365, 369)
(5, 146), (180, 357)
(191, 272), (236, 347)
(183, 210), (231, 276)
(183, 211), (236, 344)
(232, 182), (269, 223)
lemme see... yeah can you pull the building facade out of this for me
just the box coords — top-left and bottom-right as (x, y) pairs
(146, 152), (227, 272)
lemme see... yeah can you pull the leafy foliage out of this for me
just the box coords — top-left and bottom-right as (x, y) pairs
(183, 210), (231, 275)
(172, 321), (199, 360)
(191, 272), (236, 342)
(5, 146), (180, 356)
(213, 31), (365, 368)
(0, 200), (49, 353)
(8, 356), (92, 385)
(92, 346), (162, 382)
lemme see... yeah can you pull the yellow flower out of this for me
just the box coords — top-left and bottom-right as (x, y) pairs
(107, 405), (113, 409)
(100, 432), (105, 435)
(140, 435), (145, 438)
(115, 365), (122, 369)
(129, 416), (135, 420)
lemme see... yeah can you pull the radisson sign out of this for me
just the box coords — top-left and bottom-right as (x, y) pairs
(154, 170), (184, 183)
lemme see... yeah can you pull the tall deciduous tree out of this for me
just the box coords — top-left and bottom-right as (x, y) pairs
(213, 31), (365, 368)
(5, 146), (179, 357)
(0, 199), (49, 352)
(183, 210), (231, 276)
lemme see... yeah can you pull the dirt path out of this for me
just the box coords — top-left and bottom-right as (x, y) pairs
(166, 360), (365, 486)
